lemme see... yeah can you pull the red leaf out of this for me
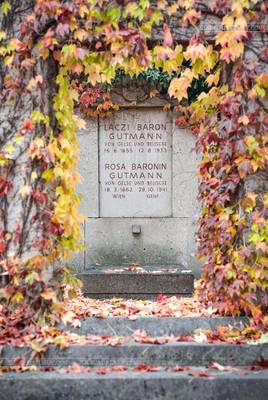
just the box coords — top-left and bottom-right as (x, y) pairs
(133, 364), (161, 372)
(156, 294), (167, 302)
(0, 178), (12, 197)
(23, 119), (35, 131)
(96, 368), (111, 375)
(188, 371), (210, 377)
(32, 189), (48, 204)
(0, 242), (6, 253)
(111, 365), (128, 372)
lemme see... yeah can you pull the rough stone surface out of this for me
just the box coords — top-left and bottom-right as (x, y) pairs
(74, 106), (201, 274)
(84, 218), (192, 267)
(59, 316), (249, 336)
(2, 343), (268, 368)
(99, 109), (173, 218)
(77, 119), (99, 217)
(78, 265), (194, 296)
(1, 370), (268, 400)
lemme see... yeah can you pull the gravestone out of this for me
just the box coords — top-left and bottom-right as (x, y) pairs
(72, 94), (200, 296)
(99, 110), (172, 218)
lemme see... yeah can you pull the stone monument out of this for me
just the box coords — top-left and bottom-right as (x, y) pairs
(72, 87), (200, 296)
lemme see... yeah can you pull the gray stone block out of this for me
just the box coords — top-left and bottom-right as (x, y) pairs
(78, 265), (193, 296)
(1, 343), (268, 368)
(99, 109), (173, 218)
(1, 370), (268, 400)
(84, 218), (191, 266)
(172, 172), (199, 218)
(59, 316), (250, 336)
(172, 126), (200, 174)
(77, 119), (99, 217)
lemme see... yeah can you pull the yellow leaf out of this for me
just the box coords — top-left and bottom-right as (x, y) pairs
(41, 289), (58, 302)
(11, 292), (24, 304)
(73, 115), (86, 130)
(167, 4), (178, 15)
(123, 2), (138, 17)
(206, 71), (220, 86)
(232, 1), (243, 17)
(0, 31), (6, 41)
(257, 73), (268, 88)
(85, 63), (101, 85)
(31, 171), (38, 181)
(35, 138), (45, 147)
(4, 54), (14, 66)
(168, 73), (192, 101)
(234, 16), (247, 29)
(241, 192), (257, 212)
(150, 89), (158, 98)
(238, 115), (249, 125)
(74, 29), (88, 42)
(222, 15), (234, 29)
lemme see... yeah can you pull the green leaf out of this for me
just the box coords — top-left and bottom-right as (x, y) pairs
(106, 6), (121, 23)
(1, 1), (11, 16)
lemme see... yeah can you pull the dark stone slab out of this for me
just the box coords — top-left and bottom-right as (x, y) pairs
(59, 316), (249, 336)
(2, 343), (268, 368)
(77, 265), (194, 296)
(1, 370), (268, 400)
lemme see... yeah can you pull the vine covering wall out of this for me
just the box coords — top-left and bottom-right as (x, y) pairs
(0, 0), (267, 330)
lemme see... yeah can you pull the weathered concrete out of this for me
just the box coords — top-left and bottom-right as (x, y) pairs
(1, 370), (268, 400)
(78, 265), (194, 296)
(84, 219), (195, 269)
(74, 106), (201, 274)
(2, 343), (268, 368)
(77, 119), (99, 217)
(59, 316), (249, 336)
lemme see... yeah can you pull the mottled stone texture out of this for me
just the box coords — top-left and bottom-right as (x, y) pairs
(2, 342), (268, 368)
(78, 266), (194, 296)
(1, 371), (268, 400)
(74, 106), (201, 275)
(59, 316), (249, 336)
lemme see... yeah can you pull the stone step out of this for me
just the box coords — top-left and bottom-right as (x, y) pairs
(62, 316), (249, 336)
(78, 265), (194, 297)
(1, 370), (268, 400)
(2, 342), (267, 368)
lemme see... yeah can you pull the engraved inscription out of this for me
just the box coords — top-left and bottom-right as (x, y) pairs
(99, 110), (172, 217)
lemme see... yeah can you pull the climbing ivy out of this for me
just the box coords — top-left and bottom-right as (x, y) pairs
(0, 0), (267, 332)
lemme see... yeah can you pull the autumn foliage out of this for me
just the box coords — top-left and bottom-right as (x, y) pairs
(0, 0), (267, 332)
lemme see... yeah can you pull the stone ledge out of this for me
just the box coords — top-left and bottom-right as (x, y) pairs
(1, 370), (268, 400)
(60, 316), (249, 336)
(2, 343), (267, 368)
(77, 265), (194, 296)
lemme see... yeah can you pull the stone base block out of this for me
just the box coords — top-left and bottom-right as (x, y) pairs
(77, 265), (194, 297)
(1, 370), (268, 400)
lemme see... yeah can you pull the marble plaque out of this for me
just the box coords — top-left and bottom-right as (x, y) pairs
(99, 109), (172, 217)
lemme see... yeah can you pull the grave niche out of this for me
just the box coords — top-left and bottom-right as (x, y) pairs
(74, 87), (201, 273)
